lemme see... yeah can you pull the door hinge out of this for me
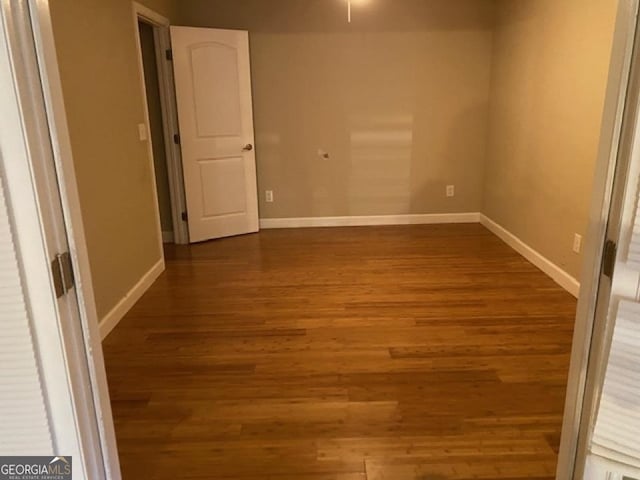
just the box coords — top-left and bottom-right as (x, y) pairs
(602, 240), (617, 278)
(165, 49), (173, 61)
(181, 211), (188, 222)
(173, 133), (181, 145)
(51, 252), (75, 298)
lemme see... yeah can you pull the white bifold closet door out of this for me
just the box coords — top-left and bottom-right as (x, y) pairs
(591, 300), (640, 468)
(590, 180), (640, 473)
(0, 179), (53, 455)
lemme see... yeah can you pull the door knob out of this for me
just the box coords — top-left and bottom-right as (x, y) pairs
(243, 144), (253, 152)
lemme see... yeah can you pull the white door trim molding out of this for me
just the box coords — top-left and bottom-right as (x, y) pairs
(19, 0), (121, 480)
(1, 2), (89, 466)
(133, 1), (167, 25)
(99, 258), (164, 340)
(133, 2), (189, 245)
(0, 0), (120, 480)
(260, 213), (481, 229)
(479, 215), (580, 298)
(557, 0), (640, 478)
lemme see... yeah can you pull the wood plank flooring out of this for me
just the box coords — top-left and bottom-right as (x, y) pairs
(103, 224), (577, 480)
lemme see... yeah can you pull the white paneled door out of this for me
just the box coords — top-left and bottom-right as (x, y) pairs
(170, 27), (259, 243)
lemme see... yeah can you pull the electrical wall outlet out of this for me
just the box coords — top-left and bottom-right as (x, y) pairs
(137, 123), (148, 141)
(573, 234), (583, 254)
(446, 185), (455, 198)
(265, 190), (274, 203)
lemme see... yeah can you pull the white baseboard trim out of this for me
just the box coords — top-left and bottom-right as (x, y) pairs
(99, 258), (165, 340)
(480, 214), (580, 298)
(162, 231), (174, 244)
(260, 213), (481, 229)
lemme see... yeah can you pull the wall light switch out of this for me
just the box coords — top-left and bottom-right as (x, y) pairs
(446, 185), (455, 198)
(573, 234), (583, 254)
(265, 190), (274, 203)
(138, 123), (148, 141)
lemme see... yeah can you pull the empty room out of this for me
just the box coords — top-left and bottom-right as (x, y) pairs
(48, 0), (618, 478)
(5, 0), (640, 479)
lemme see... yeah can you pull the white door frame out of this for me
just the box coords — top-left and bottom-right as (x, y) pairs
(557, 0), (640, 478)
(132, 1), (189, 245)
(572, 4), (640, 476)
(1, 0), (120, 478)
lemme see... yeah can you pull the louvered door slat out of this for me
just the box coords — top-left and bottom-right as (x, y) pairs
(592, 300), (640, 467)
(0, 178), (53, 455)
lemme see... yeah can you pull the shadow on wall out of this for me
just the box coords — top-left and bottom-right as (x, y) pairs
(178, 0), (496, 33)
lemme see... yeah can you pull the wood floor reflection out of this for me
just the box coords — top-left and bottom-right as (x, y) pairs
(103, 224), (577, 480)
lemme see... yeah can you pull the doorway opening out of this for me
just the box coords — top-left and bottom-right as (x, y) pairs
(132, 3), (189, 246)
(138, 19), (174, 244)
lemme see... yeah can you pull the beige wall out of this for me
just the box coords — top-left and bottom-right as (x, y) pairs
(483, 0), (618, 279)
(49, 0), (177, 317)
(178, 0), (495, 217)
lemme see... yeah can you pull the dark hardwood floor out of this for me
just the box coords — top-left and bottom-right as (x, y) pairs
(103, 224), (577, 480)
